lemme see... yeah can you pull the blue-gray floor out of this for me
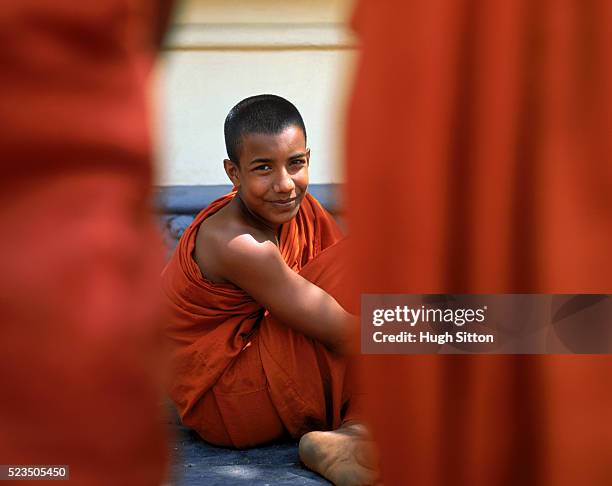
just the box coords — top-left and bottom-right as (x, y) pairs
(168, 426), (330, 485)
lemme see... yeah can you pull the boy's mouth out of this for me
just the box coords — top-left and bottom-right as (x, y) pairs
(269, 196), (297, 209)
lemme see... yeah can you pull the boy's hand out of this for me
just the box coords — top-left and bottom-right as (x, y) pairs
(328, 314), (360, 356)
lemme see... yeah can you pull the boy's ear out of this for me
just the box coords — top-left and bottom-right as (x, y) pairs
(223, 159), (240, 187)
(305, 148), (311, 165)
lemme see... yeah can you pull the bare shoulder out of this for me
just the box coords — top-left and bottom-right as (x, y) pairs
(194, 201), (277, 284)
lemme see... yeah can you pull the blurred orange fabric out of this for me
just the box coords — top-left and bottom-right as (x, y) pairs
(162, 193), (362, 448)
(0, 2), (173, 484)
(346, 1), (612, 485)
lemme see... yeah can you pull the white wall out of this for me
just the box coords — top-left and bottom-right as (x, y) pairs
(154, 0), (357, 186)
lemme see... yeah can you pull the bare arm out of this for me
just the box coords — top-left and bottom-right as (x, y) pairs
(213, 233), (353, 354)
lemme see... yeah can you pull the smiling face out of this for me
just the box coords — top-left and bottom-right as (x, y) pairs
(224, 125), (310, 229)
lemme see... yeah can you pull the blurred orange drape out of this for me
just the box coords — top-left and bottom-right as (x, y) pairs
(346, 1), (612, 485)
(0, 2), (174, 484)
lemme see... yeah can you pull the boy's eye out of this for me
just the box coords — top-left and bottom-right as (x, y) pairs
(290, 159), (306, 166)
(253, 164), (271, 172)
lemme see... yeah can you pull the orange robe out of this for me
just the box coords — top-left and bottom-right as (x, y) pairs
(0, 2), (172, 484)
(163, 192), (357, 448)
(346, 1), (612, 485)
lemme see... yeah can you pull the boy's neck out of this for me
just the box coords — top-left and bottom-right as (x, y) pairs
(235, 193), (281, 245)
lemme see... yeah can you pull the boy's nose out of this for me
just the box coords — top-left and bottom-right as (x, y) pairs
(273, 170), (295, 193)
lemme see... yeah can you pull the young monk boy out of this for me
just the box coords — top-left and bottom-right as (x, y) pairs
(162, 94), (378, 485)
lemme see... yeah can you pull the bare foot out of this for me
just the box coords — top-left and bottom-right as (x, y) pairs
(299, 423), (379, 486)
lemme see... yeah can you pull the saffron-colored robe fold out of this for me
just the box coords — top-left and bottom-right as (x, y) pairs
(0, 2), (173, 484)
(163, 192), (356, 448)
(347, 1), (612, 484)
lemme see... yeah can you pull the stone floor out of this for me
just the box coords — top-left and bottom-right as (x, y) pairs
(168, 426), (330, 485)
